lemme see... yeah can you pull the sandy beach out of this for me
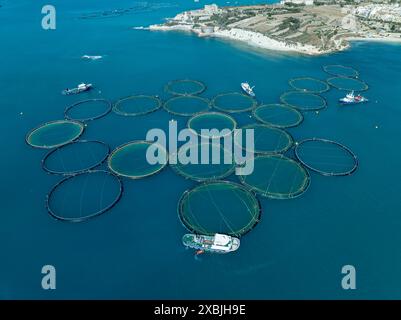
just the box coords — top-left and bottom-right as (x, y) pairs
(148, 24), (346, 55)
(212, 28), (327, 55)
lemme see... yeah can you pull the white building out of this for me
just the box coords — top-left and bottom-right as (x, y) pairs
(204, 4), (222, 14)
(280, 0), (314, 5)
(201, 25), (215, 34)
(171, 4), (223, 24)
(354, 4), (401, 24)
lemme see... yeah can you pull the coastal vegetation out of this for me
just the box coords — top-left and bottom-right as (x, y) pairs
(150, 1), (401, 55)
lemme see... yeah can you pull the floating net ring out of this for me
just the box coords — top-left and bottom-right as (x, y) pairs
(289, 77), (330, 94)
(163, 95), (210, 116)
(64, 99), (112, 122)
(211, 92), (257, 113)
(235, 124), (293, 155)
(113, 95), (162, 116)
(178, 181), (261, 237)
(108, 140), (168, 179)
(165, 79), (206, 96)
(294, 138), (358, 176)
(252, 104), (303, 128)
(238, 154), (310, 199)
(170, 143), (236, 182)
(187, 111), (237, 138)
(46, 170), (123, 223)
(327, 77), (368, 92)
(280, 91), (326, 111)
(41, 140), (110, 175)
(323, 65), (359, 78)
(25, 119), (85, 149)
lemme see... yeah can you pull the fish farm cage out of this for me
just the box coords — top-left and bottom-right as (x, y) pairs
(178, 181), (262, 237)
(211, 92), (257, 113)
(163, 95), (211, 116)
(170, 143), (236, 182)
(187, 112), (237, 138)
(165, 79), (206, 96)
(323, 65), (359, 78)
(252, 104), (304, 128)
(327, 77), (369, 91)
(45, 170), (123, 223)
(64, 99), (112, 122)
(288, 77), (330, 94)
(108, 140), (168, 179)
(294, 138), (358, 176)
(238, 154), (311, 199)
(235, 124), (294, 155)
(26, 119), (85, 149)
(113, 95), (162, 116)
(280, 91), (327, 111)
(41, 140), (110, 175)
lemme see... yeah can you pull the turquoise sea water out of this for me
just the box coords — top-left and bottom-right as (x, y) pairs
(1, 0), (401, 299)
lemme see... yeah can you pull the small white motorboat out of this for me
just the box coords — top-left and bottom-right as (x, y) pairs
(241, 82), (255, 97)
(81, 55), (103, 60)
(62, 83), (93, 95)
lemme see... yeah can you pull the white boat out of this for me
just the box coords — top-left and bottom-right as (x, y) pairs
(241, 82), (255, 97)
(81, 55), (103, 60)
(182, 233), (240, 254)
(339, 91), (368, 105)
(62, 83), (93, 95)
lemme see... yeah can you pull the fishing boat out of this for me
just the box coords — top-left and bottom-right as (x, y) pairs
(182, 233), (240, 254)
(241, 82), (255, 97)
(339, 91), (368, 105)
(62, 83), (92, 95)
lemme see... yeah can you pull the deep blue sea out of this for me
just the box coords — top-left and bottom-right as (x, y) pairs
(1, 0), (401, 299)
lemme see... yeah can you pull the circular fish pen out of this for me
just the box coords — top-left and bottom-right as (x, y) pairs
(46, 170), (123, 222)
(327, 77), (369, 91)
(239, 154), (310, 199)
(294, 138), (358, 176)
(113, 95), (162, 116)
(42, 140), (110, 175)
(323, 65), (359, 78)
(165, 79), (206, 96)
(289, 77), (330, 94)
(108, 140), (168, 179)
(26, 120), (85, 149)
(235, 124), (293, 154)
(178, 181), (261, 237)
(170, 143), (236, 182)
(187, 112), (237, 138)
(280, 91), (327, 111)
(252, 104), (303, 128)
(163, 96), (210, 116)
(64, 99), (112, 122)
(211, 92), (257, 113)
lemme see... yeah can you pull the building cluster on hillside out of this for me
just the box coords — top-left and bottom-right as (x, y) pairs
(354, 3), (401, 23)
(171, 4), (223, 24)
(280, 0), (314, 5)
